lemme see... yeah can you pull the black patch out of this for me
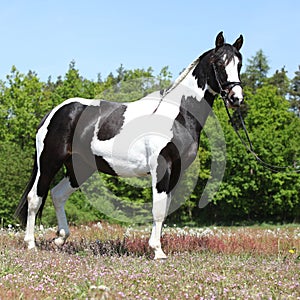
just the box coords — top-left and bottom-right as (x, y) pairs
(69, 103), (118, 177)
(155, 92), (216, 194)
(95, 156), (118, 176)
(156, 142), (181, 194)
(97, 101), (127, 141)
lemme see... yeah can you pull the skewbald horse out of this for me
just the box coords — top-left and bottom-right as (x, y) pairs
(15, 32), (243, 259)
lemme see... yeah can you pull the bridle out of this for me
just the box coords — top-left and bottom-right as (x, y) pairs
(212, 62), (242, 107)
(212, 61), (300, 173)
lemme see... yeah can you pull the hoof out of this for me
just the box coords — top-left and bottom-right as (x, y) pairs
(24, 237), (36, 250)
(54, 229), (69, 246)
(153, 250), (167, 260)
(27, 244), (37, 251)
(54, 237), (65, 247)
(154, 256), (167, 261)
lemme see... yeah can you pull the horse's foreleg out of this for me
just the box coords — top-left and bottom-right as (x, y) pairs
(149, 145), (182, 259)
(51, 177), (77, 246)
(149, 189), (171, 259)
(149, 155), (172, 259)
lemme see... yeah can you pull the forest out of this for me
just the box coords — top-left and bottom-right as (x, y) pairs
(0, 50), (300, 226)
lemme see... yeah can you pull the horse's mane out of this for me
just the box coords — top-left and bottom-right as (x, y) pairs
(161, 55), (202, 98)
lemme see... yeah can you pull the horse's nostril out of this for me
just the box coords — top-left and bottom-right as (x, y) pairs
(232, 97), (242, 107)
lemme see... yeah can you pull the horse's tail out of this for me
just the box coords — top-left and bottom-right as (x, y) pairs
(14, 152), (38, 227)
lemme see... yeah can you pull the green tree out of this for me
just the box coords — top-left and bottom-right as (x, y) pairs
(51, 60), (96, 105)
(290, 66), (300, 116)
(241, 50), (270, 92)
(0, 67), (45, 149)
(267, 67), (290, 97)
(96, 65), (171, 103)
(0, 67), (47, 225)
(196, 85), (300, 223)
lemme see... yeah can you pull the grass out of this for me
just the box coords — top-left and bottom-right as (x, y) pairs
(0, 223), (299, 299)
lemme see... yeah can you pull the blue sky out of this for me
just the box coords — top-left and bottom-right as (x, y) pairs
(0, 0), (299, 82)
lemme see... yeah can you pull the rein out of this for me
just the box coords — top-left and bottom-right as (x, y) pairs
(222, 99), (300, 173)
(212, 62), (299, 173)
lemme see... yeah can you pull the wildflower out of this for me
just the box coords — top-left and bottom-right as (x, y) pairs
(288, 248), (296, 254)
(90, 285), (109, 291)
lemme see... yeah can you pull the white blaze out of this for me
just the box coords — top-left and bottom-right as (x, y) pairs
(225, 56), (243, 103)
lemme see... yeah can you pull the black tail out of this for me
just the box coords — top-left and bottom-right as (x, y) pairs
(14, 153), (38, 227)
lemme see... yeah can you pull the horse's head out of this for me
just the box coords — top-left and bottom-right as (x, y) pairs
(208, 31), (244, 108)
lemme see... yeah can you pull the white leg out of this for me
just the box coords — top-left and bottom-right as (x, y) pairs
(50, 177), (76, 246)
(24, 185), (42, 250)
(149, 189), (171, 259)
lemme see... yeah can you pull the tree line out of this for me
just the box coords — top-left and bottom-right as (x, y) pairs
(0, 50), (299, 226)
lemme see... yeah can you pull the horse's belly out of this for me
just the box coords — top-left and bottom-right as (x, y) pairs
(91, 134), (170, 177)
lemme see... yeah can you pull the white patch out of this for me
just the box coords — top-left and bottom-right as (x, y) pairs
(173, 67), (205, 100)
(180, 71), (203, 97)
(24, 187), (43, 249)
(225, 56), (240, 82)
(225, 56), (243, 101)
(149, 220), (167, 259)
(51, 177), (75, 245)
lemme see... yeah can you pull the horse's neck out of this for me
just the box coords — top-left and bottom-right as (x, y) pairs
(180, 69), (206, 99)
(165, 65), (211, 104)
(170, 65), (216, 129)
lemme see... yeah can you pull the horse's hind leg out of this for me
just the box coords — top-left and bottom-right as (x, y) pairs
(25, 161), (64, 249)
(51, 177), (76, 246)
(24, 183), (43, 249)
(51, 155), (95, 246)
(24, 127), (71, 249)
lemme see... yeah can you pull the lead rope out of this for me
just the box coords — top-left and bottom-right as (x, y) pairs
(223, 99), (300, 173)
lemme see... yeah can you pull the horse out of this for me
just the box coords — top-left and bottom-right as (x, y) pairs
(15, 32), (244, 259)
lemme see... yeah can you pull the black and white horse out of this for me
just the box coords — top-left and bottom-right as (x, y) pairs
(15, 32), (243, 259)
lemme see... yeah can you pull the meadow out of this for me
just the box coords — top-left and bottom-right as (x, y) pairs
(0, 223), (299, 299)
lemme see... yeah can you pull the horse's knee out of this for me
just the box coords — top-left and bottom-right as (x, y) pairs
(152, 191), (170, 221)
(27, 190), (42, 212)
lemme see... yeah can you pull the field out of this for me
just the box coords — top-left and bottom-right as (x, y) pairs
(0, 223), (299, 299)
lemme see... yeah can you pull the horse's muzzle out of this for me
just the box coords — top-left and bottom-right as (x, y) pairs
(227, 96), (244, 108)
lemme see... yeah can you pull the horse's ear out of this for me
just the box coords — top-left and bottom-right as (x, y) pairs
(215, 31), (224, 48)
(233, 35), (243, 51)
